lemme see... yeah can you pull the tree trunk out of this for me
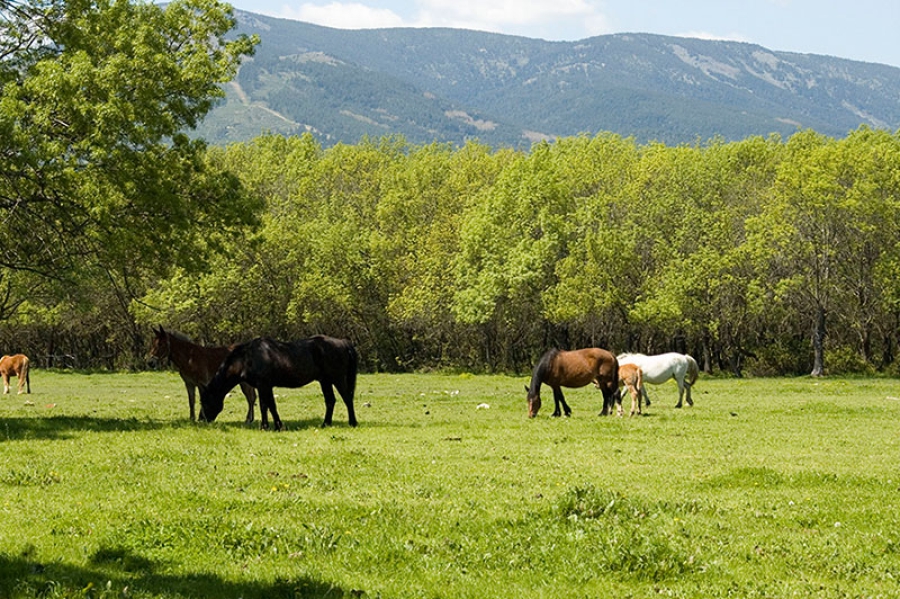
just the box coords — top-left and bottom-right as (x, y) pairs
(811, 304), (826, 376)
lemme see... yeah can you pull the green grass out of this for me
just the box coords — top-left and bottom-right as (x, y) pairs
(1, 371), (899, 598)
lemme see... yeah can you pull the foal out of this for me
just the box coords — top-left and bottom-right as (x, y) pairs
(0, 354), (31, 394)
(617, 363), (644, 416)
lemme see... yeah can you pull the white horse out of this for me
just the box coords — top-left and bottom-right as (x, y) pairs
(616, 352), (699, 408)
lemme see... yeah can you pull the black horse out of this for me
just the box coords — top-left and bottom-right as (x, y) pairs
(199, 335), (358, 430)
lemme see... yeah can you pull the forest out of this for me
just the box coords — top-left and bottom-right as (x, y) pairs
(1, 1), (898, 377)
(6, 127), (900, 377)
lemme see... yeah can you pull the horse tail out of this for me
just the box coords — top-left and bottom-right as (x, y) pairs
(607, 355), (620, 410)
(21, 355), (30, 393)
(685, 354), (699, 386)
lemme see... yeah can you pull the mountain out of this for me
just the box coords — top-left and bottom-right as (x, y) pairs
(193, 10), (900, 148)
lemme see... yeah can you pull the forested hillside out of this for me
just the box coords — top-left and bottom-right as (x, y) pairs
(8, 127), (895, 376)
(194, 12), (900, 147)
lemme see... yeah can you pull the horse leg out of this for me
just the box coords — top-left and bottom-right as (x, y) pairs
(629, 385), (640, 416)
(684, 381), (694, 407)
(185, 383), (197, 421)
(675, 378), (684, 408)
(240, 383), (256, 423)
(552, 387), (570, 417)
(320, 381), (339, 426)
(258, 386), (282, 431)
(2, 373), (8, 394)
(598, 387), (616, 416)
(335, 380), (358, 427)
(641, 385), (651, 407)
(17, 373), (25, 394)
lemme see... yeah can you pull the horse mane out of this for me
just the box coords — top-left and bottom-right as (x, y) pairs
(528, 348), (559, 394)
(163, 329), (194, 343)
(617, 352), (646, 360)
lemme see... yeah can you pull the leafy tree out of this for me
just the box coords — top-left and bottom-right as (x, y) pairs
(0, 0), (258, 366)
(0, 0), (258, 280)
(376, 140), (508, 367)
(542, 133), (641, 347)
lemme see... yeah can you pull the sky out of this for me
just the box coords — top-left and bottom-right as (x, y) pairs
(224, 0), (900, 68)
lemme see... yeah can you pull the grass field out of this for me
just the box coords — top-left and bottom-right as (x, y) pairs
(1, 370), (899, 598)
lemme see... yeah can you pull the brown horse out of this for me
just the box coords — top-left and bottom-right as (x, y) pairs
(0, 354), (30, 394)
(525, 348), (618, 418)
(617, 363), (644, 417)
(148, 326), (257, 422)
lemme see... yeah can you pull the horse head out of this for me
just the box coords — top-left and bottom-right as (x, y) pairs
(146, 325), (170, 368)
(525, 385), (542, 418)
(198, 385), (224, 423)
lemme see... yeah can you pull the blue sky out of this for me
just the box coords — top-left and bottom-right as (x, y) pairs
(225, 0), (900, 68)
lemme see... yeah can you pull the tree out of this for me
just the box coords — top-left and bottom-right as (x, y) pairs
(0, 0), (259, 281)
(747, 128), (900, 376)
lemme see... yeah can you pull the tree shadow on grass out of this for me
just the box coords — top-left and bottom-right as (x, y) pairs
(0, 416), (177, 442)
(0, 413), (371, 443)
(0, 547), (361, 598)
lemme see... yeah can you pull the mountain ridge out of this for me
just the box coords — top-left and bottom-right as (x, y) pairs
(193, 11), (900, 147)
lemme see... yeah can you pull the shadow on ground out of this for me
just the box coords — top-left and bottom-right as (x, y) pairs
(0, 547), (364, 598)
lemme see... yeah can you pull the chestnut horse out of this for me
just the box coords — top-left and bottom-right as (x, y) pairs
(0, 354), (30, 394)
(148, 326), (257, 422)
(617, 363), (644, 417)
(199, 335), (358, 430)
(525, 348), (618, 418)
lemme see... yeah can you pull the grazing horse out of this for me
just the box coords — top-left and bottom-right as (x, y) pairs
(0, 354), (30, 394)
(199, 335), (358, 430)
(616, 352), (698, 408)
(148, 326), (257, 422)
(525, 348), (618, 418)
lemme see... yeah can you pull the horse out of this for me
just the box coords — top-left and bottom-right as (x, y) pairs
(525, 348), (618, 418)
(616, 363), (644, 417)
(148, 326), (257, 423)
(0, 354), (30, 394)
(199, 335), (358, 430)
(616, 352), (699, 408)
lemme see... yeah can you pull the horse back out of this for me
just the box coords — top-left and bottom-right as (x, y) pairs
(618, 363), (642, 389)
(550, 348), (617, 390)
(0, 354), (28, 375)
(242, 336), (357, 390)
(619, 352), (692, 385)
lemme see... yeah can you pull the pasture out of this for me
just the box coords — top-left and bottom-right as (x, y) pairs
(1, 371), (899, 598)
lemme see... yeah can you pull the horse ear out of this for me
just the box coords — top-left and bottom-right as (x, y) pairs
(524, 385), (529, 393)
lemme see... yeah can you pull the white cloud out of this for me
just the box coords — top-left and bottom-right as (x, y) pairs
(418, 0), (595, 26)
(415, 0), (612, 38)
(276, 0), (612, 40)
(280, 2), (406, 29)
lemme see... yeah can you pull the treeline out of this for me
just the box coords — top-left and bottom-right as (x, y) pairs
(4, 127), (900, 376)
